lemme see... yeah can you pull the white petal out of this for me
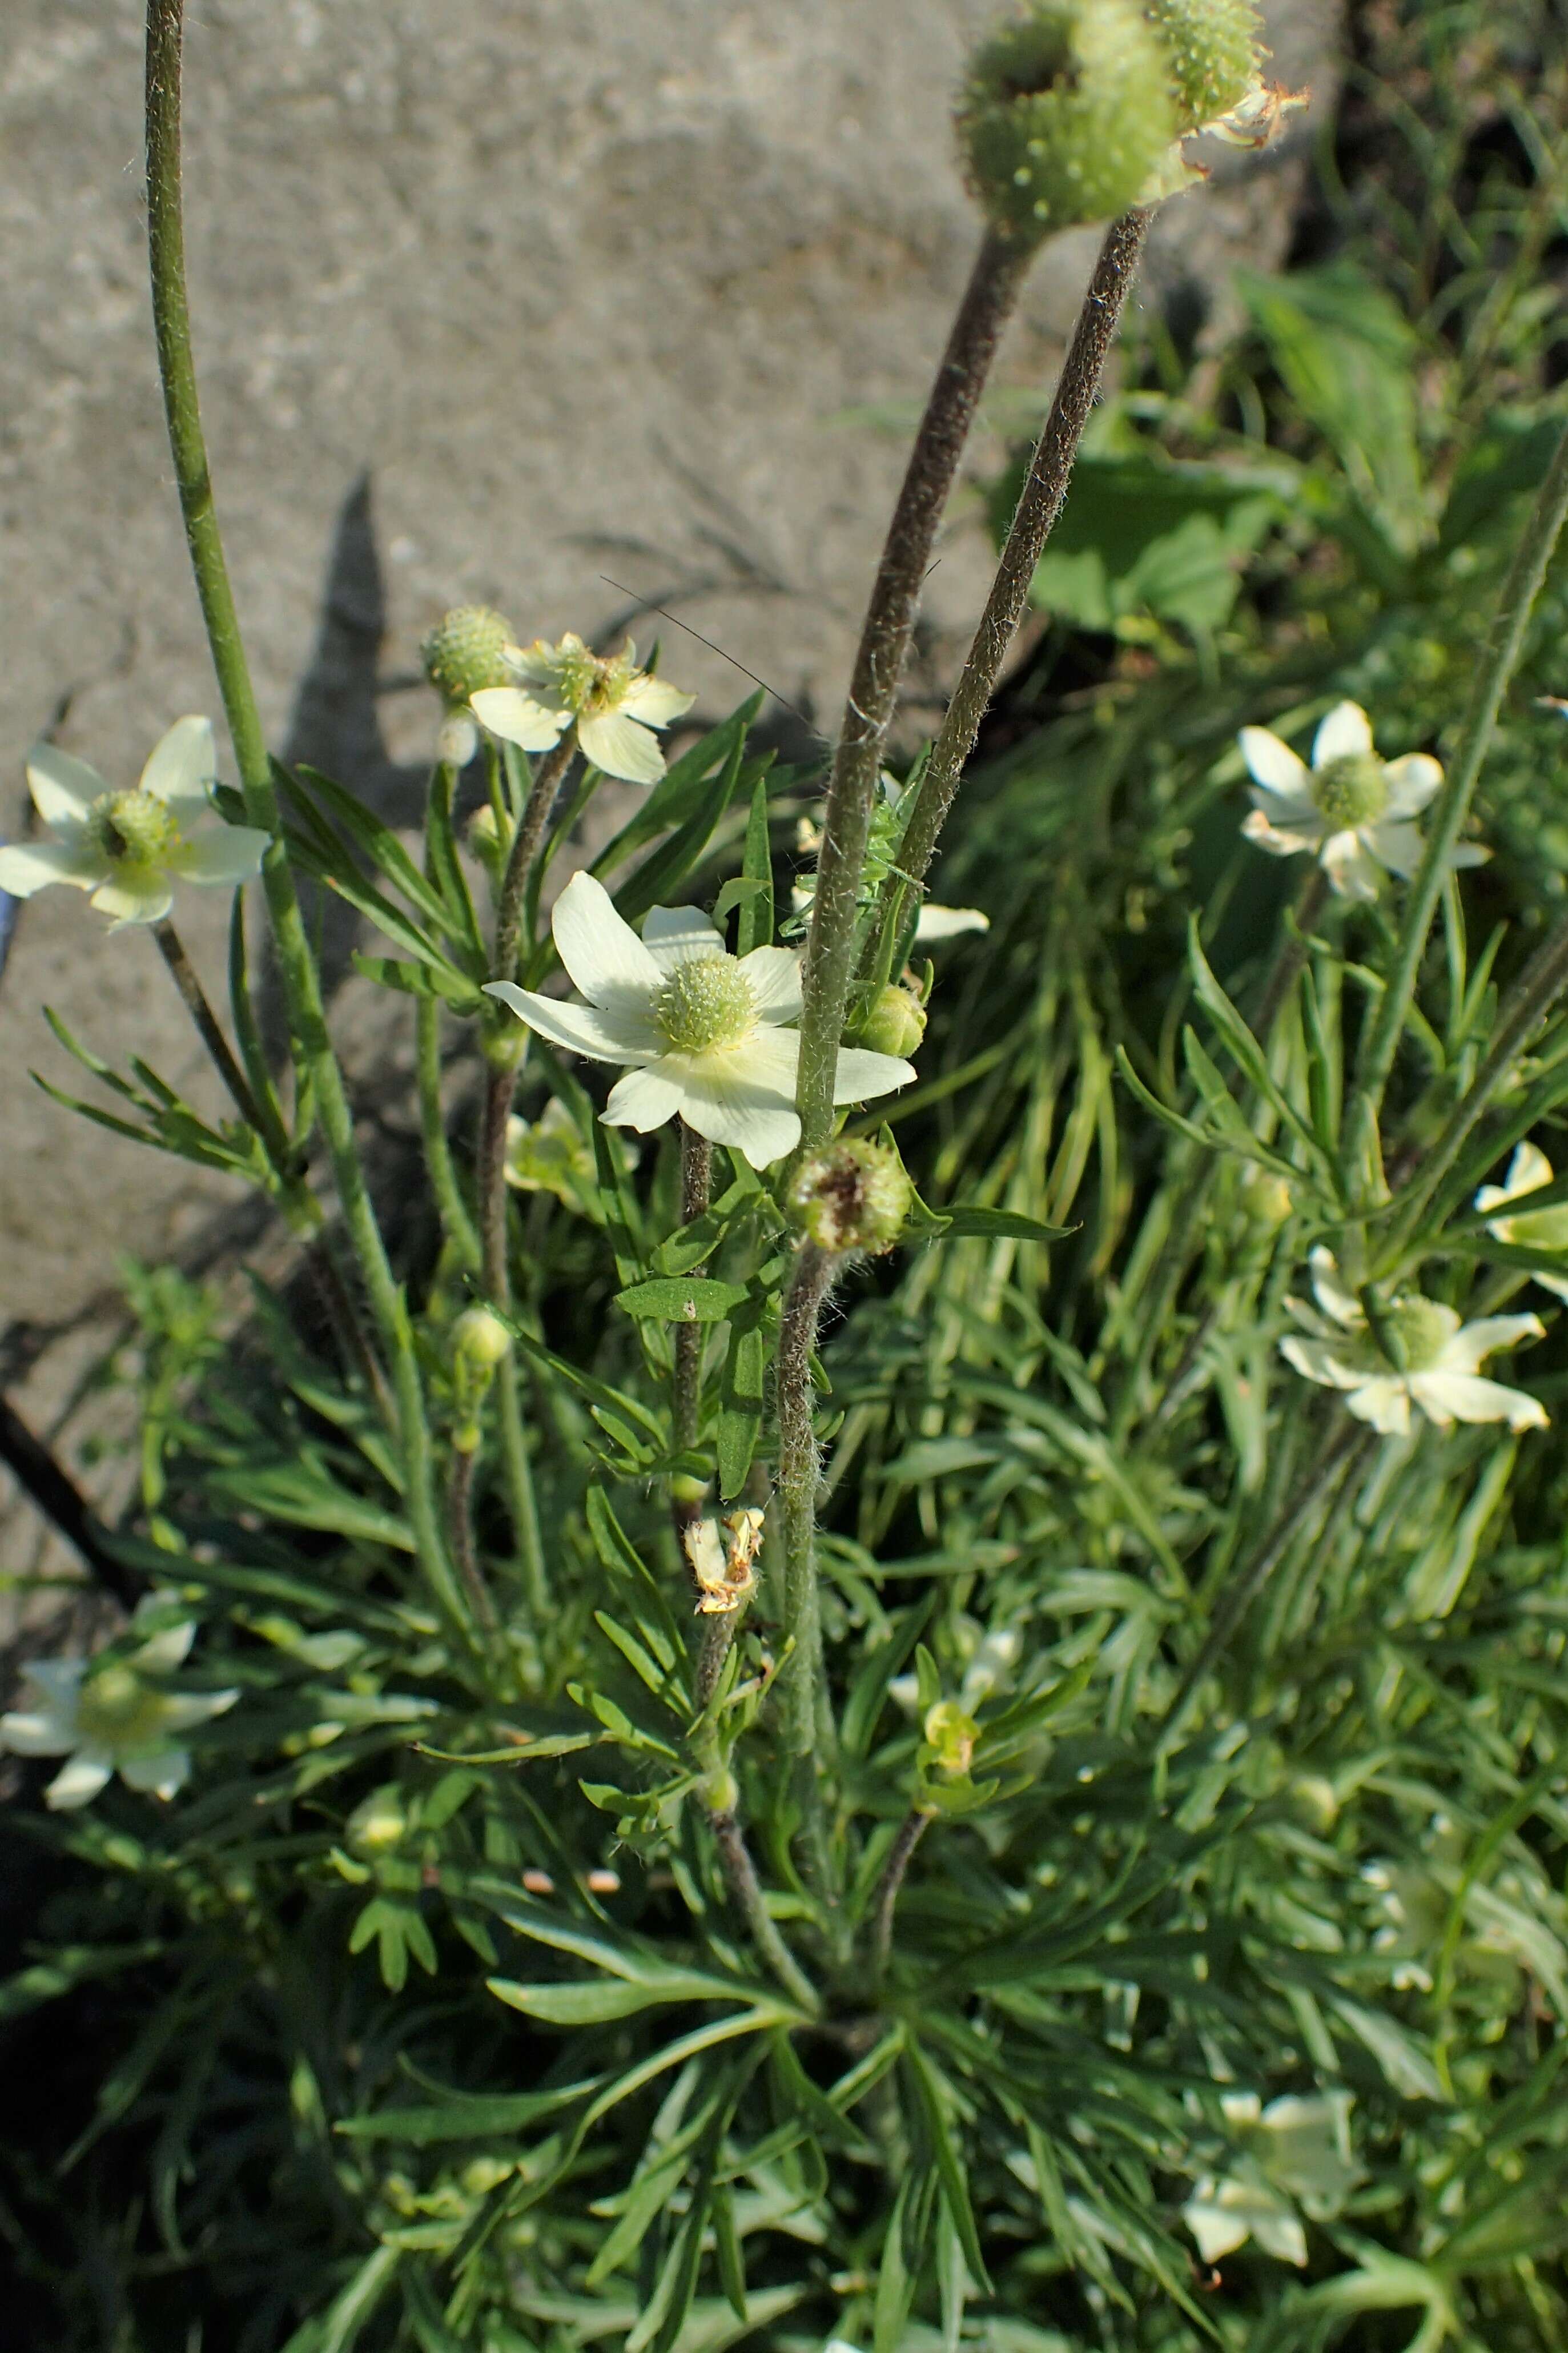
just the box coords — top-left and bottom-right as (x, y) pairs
(1241, 809), (1321, 861)
(1345, 1377), (1412, 1437)
(1450, 842), (1491, 870)
(1239, 726), (1309, 800)
(676, 1040), (801, 1168)
(0, 1709), (78, 1757)
(618, 677), (696, 729)
(90, 873), (174, 927)
(830, 1045), (917, 1105)
(1250, 2206), (1309, 2268)
(470, 688), (569, 753)
(131, 1597), (196, 1657)
(642, 904), (724, 971)
(738, 945), (803, 1022)
(1434, 1314), (1542, 1375)
(482, 982), (659, 1064)
(1319, 830), (1382, 902)
(914, 905), (990, 942)
(504, 639), (564, 690)
(1279, 1335), (1364, 1392)
(1308, 1247), (1363, 1329)
(0, 839), (104, 897)
(26, 742), (105, 829)
(45, 1749), (115, 1810)
(1410, 1372), (1547, 1431)
(1312, 702), (1374, 766)
(1505, 1143), (1554, 1199)
(118, 1746), (191, 1797)
(140, 716), (216, 815)
(158, 1689), (239, 1732)
(23, 1659), (85, 1704)
(604, 1064), (685, 1132)
(1533, 1271), (1568, 1303)
(1382, 754), (1442, 818)
(171, 825), (271, 886)
(578, 710), (666, 786)
(550, 872), (664, 1011)
(1364, 820), (1424, 880)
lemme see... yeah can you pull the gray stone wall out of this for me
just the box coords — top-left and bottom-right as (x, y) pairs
(0, 0), (1337, 1565)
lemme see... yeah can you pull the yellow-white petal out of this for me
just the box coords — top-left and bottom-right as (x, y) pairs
(26, 741), (104, 829)
(0, 840), (106, 897)
(578, 709), (666, 785)
(738, 945), (803, 1022)
(1433, 1314), (1542, 1375)
(90, 872), (174, 927)
(619, 676), (696, 729)
(1382, 753), (1442, 818)
(1306, 1248), (1363, 1330)
(1410, 1372), (1547, 1431)
(642, 904), (724, 971)
(1320, 829), (1382, 901)
(550, 872), (664, 1010)
(471, 687), (570, 753)
(118, 1746), (191, 1797)
(140, 716), (216, 816)
(914, 905), (990, 942)
(603, 1064), (685, 1132)
(0, 1708), (79, 1757)
(45, 1748), (115, 1809)
(1312, 702), (1374, 766)
(1242, 809), (1322, 860)
(1364, 819), (1424, 879)
(172, 826), (271, 887)
(483, 981), (660, 1064)
(830, 1044), (916, 1105)
(1344, 1377), (1411, 1437)
(1239, 726), (1309, 800)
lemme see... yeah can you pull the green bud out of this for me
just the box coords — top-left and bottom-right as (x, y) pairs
(467, 803), (510, 877)
(859, 982), (928, 1060)
(347, 1787), (408, 1854)
(955, 0), (1178, 245)
(786, 1138), (913, 1256)
(1144, 0), (1263, 134)
(421, 605), (515, 706)
(701, 1767), (739, 1816)
(451, 1305), (512, 1371)
(922, 1699), (980, 1777)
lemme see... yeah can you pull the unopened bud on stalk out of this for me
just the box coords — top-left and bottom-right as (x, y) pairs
(467, 802), (512, 880)
(786, 1137), (913, 1256)
(347, 1787), (408, 1854)
(859, 982), (928, 1060)
(956, 0), (1177, 244)
(452, 1306), (512, 1371)
(1144, 0), (1264, 134)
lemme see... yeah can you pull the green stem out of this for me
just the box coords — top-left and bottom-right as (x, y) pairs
(152, 917), (270, 1139)
(884, 208), (1153, 923)
(1354, 412), (1568, 1125)
(673, 1121), (714, 1554)
(446, 1444), (497, 1632)
(144, 0), (460, 1635)
(473, 1057), (547, 1613)
(494, 1353), (548, 1617)
(416, 998), (481, 1272)
(794, 230), (1030, 1153)
(774, 1243), (838, 1757)
(491, 732), (577, 991)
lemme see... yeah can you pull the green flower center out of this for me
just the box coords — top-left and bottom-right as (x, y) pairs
(1312, 753), (1388, 830)
(655, 955), (755, 1055)
(77, 1665), (170, 1752)
(90, 789), (182, 868)
(1383, 1298), (1452, 1374)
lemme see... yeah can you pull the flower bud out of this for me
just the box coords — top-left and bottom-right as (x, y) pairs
(922, 1699), (980, 1777)
(451, 1305), (512, 1371)
(785, 1138), (913, 1256)
(1144, 0), (1264, 135)
(347, 1787), (408, 1854)
(859, 983), (928, 1060)
(955, 0), (1178, 244)
(701, 1766), (739, 1816)
(421, 605), (516, 706)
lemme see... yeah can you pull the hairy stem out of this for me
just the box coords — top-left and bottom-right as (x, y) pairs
(491, 733), (577, 993)
(1355, 412), (1568, 1124)
(869, 1807), (930, 1978)
(673, 1122), (714, 1553)
(473, 1059), (547, 1612)
(706, 1808), (818, 2014)
(416, 998), (481, 1272)
(887, 208), (1153, 921)
(794, 231), (1030, 1153)
(774, 1243), (838, 1757)
(695, 1611), (739, 1711)
(144, 0), (460, 1634)
(446, 1445), (497, 1633)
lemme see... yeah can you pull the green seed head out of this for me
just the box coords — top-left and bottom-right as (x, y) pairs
(421, 605), (516, 705)
(90, 789), (182, 868)
(859, 982), (928, 1060)
(451, 1305), (513, 1371)
(956, 0), (1179, 245)
(1312, 753), (1388, 830)
(77, 1665), (167, 1751)
(786, 1138), (913, 1256)
(1144, 0), (1263, 133)
(654, 955), (755, 1054)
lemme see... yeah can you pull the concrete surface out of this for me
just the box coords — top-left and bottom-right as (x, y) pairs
(0, 0), (1337, 1581)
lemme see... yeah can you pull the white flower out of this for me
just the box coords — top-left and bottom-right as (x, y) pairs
(471, 633), (695, 785)
(1185, 2091), (1360, 2269)
(1239, 700), (1486, 903)
(1475, 1142), (1568, 1303)
(684, 1508), (764, 1616)
(1183, 2174), (1308, 2268)
(1279, 1247), (1546, 1438)
(483, 871), (914, 1169)
(0, 718), (270, 929)
(0, 1595), (239, 1809)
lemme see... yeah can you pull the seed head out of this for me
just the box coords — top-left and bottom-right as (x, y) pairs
(1144, 0), (1264, 134)
(956, 0), (1178, 245)
(786, 1137), (913, 1256)
(421, 605), (516, 706)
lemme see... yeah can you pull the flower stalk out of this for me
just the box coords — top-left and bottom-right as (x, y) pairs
(868, 1806), (930, 1978)
(144, 0), (461, 1638)
(672, 1122), (714, 1549)
(774, 1242), (838, 1760)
